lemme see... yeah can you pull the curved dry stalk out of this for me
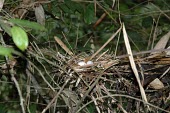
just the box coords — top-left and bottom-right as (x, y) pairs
(122, 23), (148, 109)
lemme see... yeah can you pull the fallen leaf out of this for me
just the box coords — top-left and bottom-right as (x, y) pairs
(152, 31), (170, 54)
(149, 78), (164, 89)
(34, 4), (45, 25)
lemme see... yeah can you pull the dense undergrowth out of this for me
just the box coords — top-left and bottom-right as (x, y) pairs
(0, 0), (170, 113)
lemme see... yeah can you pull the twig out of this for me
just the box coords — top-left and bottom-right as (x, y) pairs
(151, 3), (170, 20)
(62, 32), (75, 54)
(96, 49), (109, 61)
(93, 13), (107, 28)
(116, 48), (170, 59)
(54, 36), (74, 56)
(76, 94), (170, 113)
(160, 66), (170, 79)
(42, 77), (71, 113)
(28, 60), (55, 92)
(100, 85), (127, 113)
(10, 69), (26, 113)
(89, 26), (122, 61)
(73, 63), (114, 113)
(25, 66), (31, 113)
(73, 72), (104, 113)
(91, 95), (101, 113)
(0, 30), (25, 113)
(25, 63), (49, 103)
(151, 14), (160, 49)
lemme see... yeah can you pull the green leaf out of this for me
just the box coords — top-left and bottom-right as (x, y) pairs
(29, 104), (37, 113)
(0, 46), (14, 58)
(9, 19), (46, 31)
(60, 3), (73, 13)
(84, 4), (95, 24)
(142, 17), (153, 28)
(11, 26), (29, 51)
(0, 104), (7, 113)
(139, 4), (158, 17)
(66, 1), (83, 13)
(119, 3), (129, 12)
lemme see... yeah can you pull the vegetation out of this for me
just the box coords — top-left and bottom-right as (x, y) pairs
(0, 0), (170, 113)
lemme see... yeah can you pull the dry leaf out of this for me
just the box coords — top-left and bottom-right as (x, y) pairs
(149, 78), (164, 89)
(122, 23), (148, 104)
(0, 0), (4, 11)
(152, 31), (170, 54)
(54, 36), (73, 56)
(34, 4), (45, 25)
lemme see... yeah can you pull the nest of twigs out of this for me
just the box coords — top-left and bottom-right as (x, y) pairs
(1, 27), (170, 113)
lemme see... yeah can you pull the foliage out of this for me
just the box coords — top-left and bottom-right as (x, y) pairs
(9, 19), (47, 31)
(0, 0), (170, 113)
(0, 45), (14, 58)
(11, 26), (28, 51)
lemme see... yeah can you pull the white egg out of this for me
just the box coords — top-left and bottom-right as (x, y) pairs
(86, 61), (93, 65)
(78, 61), (86, 66)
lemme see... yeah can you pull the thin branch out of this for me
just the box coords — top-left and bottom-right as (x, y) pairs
(10, 69), (26, 113)
(42, 77), (71, 113)
(89, 26), (122, 61)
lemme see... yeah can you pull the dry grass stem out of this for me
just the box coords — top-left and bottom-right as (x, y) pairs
(122, 23), (148, 106)
(10, 68), (26, 113)
(89, 26), (122, 61)
(54, 36), (74, 56)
